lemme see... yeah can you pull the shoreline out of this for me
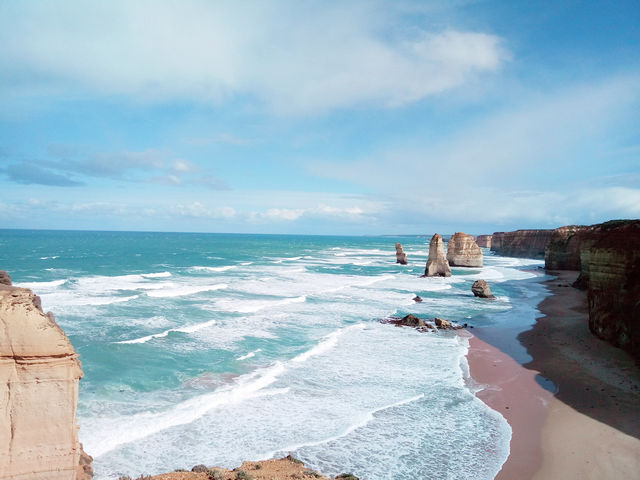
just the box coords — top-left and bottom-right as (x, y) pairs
(467, 270), (640, 479)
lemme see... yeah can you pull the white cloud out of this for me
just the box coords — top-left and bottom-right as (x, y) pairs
(0, 1), (507, 114)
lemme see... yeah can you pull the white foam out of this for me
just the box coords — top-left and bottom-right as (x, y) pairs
(141, 272), (172, 278)
(190, 265), (236, 272)
(39, 255), (60, 260)
(146, 283), (228, 298)
(217, 295), (307, 313)
(117, 319), (218, 344)
(17, 279), (66, 290)
(259, 393), (426, 459)
(85, 363), (289, 457)
(237, 349), (262, 361)
(293, 324), (365, 363)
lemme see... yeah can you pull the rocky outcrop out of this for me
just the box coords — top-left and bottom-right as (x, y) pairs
(395, 243), (408, 265)
(398, 314), (425, 327)
(0, 283), (92, 479)
(0, 271), (11, 286)
(446, 232), (483, 267)
(475, 235), (492, 248)
(424, 234), (452, 277)
(472, 279), (495, 299)
(490, 229), (554, 259)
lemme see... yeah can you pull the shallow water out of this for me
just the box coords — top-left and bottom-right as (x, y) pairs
(0, 230), (548, 480)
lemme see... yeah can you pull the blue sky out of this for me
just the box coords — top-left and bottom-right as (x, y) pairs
(0, 0), (639, 235)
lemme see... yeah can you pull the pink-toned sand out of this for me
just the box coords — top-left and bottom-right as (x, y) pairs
(468, 271), (640, 479)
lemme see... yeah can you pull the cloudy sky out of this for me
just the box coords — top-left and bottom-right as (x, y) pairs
(1, 0), (639, 234)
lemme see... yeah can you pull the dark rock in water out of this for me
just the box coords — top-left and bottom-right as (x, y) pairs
(413, 295), (423, 303)
(399, 314), (425, 327)
(395, 243), (408, 265)
(424, 233), (452, 277)
(425, 322), (435, 329)
(192, 464), (209, 473)
(472, 279), (495, 299)
(434, 317), (452, 329)
(0, 270), (11, 286)
(336, 474), (360, 480)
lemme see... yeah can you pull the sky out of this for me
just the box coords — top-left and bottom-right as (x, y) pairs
(0, 0), (639, 235)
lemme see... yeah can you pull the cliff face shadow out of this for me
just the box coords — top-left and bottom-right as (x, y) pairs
(518, 277), (640, 440)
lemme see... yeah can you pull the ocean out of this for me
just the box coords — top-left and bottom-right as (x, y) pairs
(0, 230), (548, 480)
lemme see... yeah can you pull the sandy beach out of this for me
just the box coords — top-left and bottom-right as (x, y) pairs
(468, 271), (640, 480)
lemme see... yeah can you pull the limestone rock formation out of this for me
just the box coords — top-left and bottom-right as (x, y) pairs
(0, 270), (11, 286)
(446, 232), (483, 267)
(475, 235), (492, 248)
(395, 243), (408, 265)
(490, 229), (554, 258)
(472, 279), (495, 299)
(0, 283), (92, 480)
(424, 234), (452, 277)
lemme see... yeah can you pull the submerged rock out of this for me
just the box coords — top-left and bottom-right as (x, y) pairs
(424, 234), (452, 277)
(395, 243), (408, 265)
(472, 279), (495, 299)
(446, 232), (483, 267)
(413, 295), (423, 303)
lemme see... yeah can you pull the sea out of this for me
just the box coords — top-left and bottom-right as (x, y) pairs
(0, 230), (549, 480)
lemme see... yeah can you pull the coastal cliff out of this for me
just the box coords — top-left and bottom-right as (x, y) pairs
(0, 275), (92, 479)
(490, 230), (554, 259)
(446, 232), (483, 267)
(543, 221), (640, 362)
(475, 235), (492, 248)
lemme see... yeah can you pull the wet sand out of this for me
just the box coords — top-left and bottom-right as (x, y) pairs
(468, 270), (640, 479)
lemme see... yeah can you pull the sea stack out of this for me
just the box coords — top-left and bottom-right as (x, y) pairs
(446, 232), (483, 267)
(0, 282), (93, 479)
(395, 243), (408, 265)
(424, 234), (452, 277)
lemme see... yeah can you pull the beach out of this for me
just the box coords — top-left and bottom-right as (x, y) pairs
(468, 271), (640, 479)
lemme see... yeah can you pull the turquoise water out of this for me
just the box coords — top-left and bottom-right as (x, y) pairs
(0, 230), (547, 480)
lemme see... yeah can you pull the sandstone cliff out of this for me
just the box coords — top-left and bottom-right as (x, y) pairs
(543, 220), (640, 363)
(395, 243), (407, 265)
(446, 232), (483, 267)
(475, 235), (492, 248)
(0, 279), (92, 479)
(424, 234), (451, 277)
(490, 229), (554, 259)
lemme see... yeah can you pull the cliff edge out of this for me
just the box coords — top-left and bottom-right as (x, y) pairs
(0, 274), (92, 479)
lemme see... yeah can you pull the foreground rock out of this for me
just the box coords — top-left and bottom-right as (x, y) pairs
(0, 283), (92, 479)
(139, 456), (348, 480)
(395, 242), (408, 265)
(0, 270), (11, 286)
(424, 234), (452, 277)
(475, 235), (492, 248)
(471, 279), (495, 299)
(491, 229), (554, 258)
(446, 232), (483, 267)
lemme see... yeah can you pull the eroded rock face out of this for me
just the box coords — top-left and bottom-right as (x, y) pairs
(395, 243), (408, 265)
(475, 235), (492, 248)
(584, 221), (640, 362)
(446, 232), (483, 267)
(472, 279), (495, 299)
(0, 271), (11, 286)
(490, 229), (554, 258)
(424, 234), (452, 277)
(0, 284), (92, 479)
